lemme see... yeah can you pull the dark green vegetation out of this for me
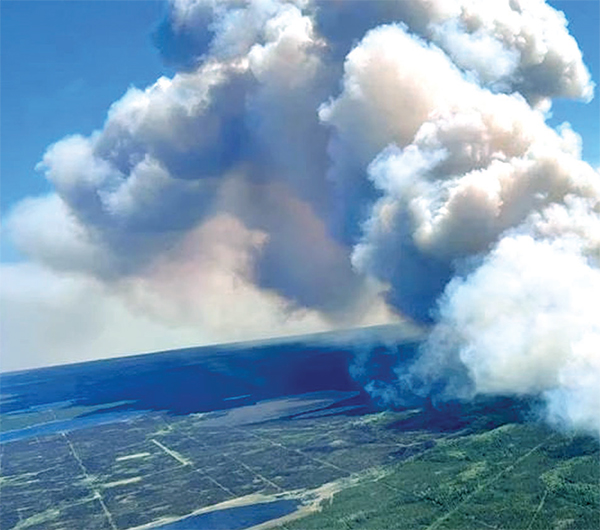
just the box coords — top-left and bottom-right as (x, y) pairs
(280, 418), (599, 530)
(0, 332), (598, 530)
(1, 397), (598, 530)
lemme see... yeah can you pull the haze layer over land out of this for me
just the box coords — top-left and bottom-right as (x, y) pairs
(1, 0), (599, 435)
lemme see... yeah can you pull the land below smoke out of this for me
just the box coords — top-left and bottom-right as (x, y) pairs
(1, 332), (597, 530)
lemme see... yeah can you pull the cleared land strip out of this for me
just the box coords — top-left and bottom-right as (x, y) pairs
(198, 471), (237, 497)
(221, 451), (285, 492)
(152, 423), (237, 497)
(525, 488), (549, 530)
(149, 437), (239, 499)
(239, 429), (353, 476)
(150, 438), (191, 466)
(61, 432), (118, 530)
(181, 432), (285, 493)
(425, 434), (555, 530)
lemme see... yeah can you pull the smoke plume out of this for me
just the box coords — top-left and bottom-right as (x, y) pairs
(1, 0), (598, 435)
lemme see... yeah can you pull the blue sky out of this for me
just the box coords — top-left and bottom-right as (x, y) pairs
(1, 0), (598, 263)
(547, 0), (600, 166)
(2, 0), (600, 389)
(1, 1), (172, 217)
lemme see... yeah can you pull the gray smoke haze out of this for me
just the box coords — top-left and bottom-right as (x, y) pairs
(1, 0), (598, 435)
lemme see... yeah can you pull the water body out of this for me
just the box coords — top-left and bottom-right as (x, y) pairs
(0, 325), (422, 445)
(155, 500), (299, 530)
(0, 324), (420, 417)
(0, 410), (144, 443)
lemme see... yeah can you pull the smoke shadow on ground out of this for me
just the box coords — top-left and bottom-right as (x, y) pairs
(387, 396), (540, 435)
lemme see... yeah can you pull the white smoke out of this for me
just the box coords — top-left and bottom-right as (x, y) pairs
(340, 20), (598, 434)
(1, 0), (598, 435)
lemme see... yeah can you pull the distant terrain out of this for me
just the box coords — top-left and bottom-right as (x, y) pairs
(1, 329), (598, 530)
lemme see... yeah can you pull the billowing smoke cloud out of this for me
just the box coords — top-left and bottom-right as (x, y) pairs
(1, 0), (598, 435)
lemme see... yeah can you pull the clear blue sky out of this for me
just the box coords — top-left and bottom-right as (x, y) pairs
(547, 0), (600, 167)
(1, 0), (172, 212)
(1, 0), (598, 262)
